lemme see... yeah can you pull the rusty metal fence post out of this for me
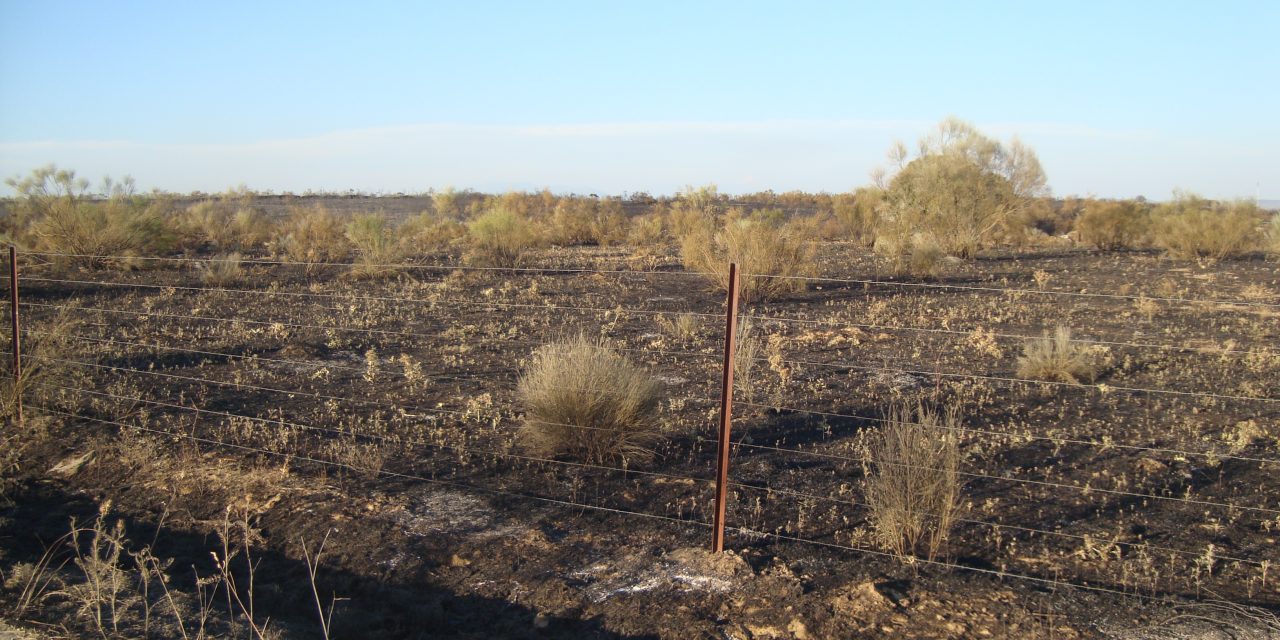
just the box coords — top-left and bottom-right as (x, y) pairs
(8, 246), (21, 426)
(712, 262), (740, 552)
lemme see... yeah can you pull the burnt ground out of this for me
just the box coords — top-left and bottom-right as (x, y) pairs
(2, 243), (1279, 638)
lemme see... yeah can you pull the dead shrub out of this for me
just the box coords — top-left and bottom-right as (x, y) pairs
(517, 334), (662, 465)
(464, 207), (537, 267)
(400, 211), (466, 252)
(1268, 214), (1280, 259)
(1016, 325), (1100, 384)
(679, 216), (817, 303)
(1073, 199), (1151, 250)
(1152, 195), (1262, 261)
(864, 402), (962, 561)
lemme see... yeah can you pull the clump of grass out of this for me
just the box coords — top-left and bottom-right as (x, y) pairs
(517, 334), (662, 465)
(344, 213), (409, 279)
(679, 216), (816, 303)
(864, 402), (962, 562)
(464, 207), (537, 267)
(882, 234), (946, 279)
(1016, 325), (1100, 384)
(178, 188), (269, 251)
(198, 252), (244, 287)
(276, 204), (350, 272)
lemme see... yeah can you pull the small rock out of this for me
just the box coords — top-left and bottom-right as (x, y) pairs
(532, 612), (550, 630)
(49, 451), (95, 477)
(787, 619), (809, 639)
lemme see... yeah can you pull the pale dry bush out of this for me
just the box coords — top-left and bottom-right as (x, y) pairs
(178, 188), (269, 251)
(517, 334), (662, 465)
(864, 403), (962, 561)
(544, 197), (628, 246)
(1073, 199), (1150, 250)
(1152, 195), (1262, 261)
(464, 207), (538, 267)
(276, 204), (350, 270)
(1016, 326), (1100, 384)
(679, 217), (817, 303)
(1265, 214), (1280, 259)
(831, 187), (882, 246)
(31, 192), (174, 269)
(345, 213), (409, 278)
(882, 234), (945, 279)
(399, 211), (466, 252)
(198, 252), (244, 286)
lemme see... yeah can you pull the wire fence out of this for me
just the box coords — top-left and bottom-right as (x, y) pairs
(7, 249), (1280, 607)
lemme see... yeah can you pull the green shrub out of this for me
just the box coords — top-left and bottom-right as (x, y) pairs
(864, 402), (962, 561)
(1152, 194), (1262, 261)
(345, 213), (409, 278)
(517, 334), (662, 465)
(1073, 199), (1150, 250)
(874, 118), (1047, 260)
(464, 208), (537, 267)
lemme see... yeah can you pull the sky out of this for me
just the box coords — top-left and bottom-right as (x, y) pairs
(1, 1), (1277, 200)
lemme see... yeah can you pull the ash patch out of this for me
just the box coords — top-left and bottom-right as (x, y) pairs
(570, 547), (752, 603)
(391, 488), (525, 540)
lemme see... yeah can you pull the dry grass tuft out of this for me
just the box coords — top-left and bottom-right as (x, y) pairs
(864, 402), (962, 562)
(198, 252), (244, 287)
(517, 334), (662, 465)
(276, 204), (350, 272)
(344, 213), (409, 279)
(1016, 325), (1100, 384)
(465, 208), (537, 268)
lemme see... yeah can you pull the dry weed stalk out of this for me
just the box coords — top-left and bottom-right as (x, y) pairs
(863, 402), (962, 562)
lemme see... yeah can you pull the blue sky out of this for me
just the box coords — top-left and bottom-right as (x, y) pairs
(1, 1), (1276, 199)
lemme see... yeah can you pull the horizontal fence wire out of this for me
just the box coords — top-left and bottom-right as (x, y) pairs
(19, 353), (1280, 515)
(18, 276), (727, 321)
(30, 404), (712, 529)
(19, 301), (722, 362)
(20, 251), (1278, 311)
(720, 437), (1280, 516)
(767, 355), (1280, 404)
(741, 312), (1265, 357)
(20, 353), (713, 440)
(20, 251), (719, 278)
(23, 299), (1267, 404)
(718, 467), (1267, 568)
(736, 400), (1280, 467)
(741, 272), (1280, 311)
(32, 404), (1228, 606)
(32, 380), (713, 485)
(24, 329), (721, 405)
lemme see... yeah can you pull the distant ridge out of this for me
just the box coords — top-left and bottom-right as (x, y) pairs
(1258, 199), (1280, 211)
